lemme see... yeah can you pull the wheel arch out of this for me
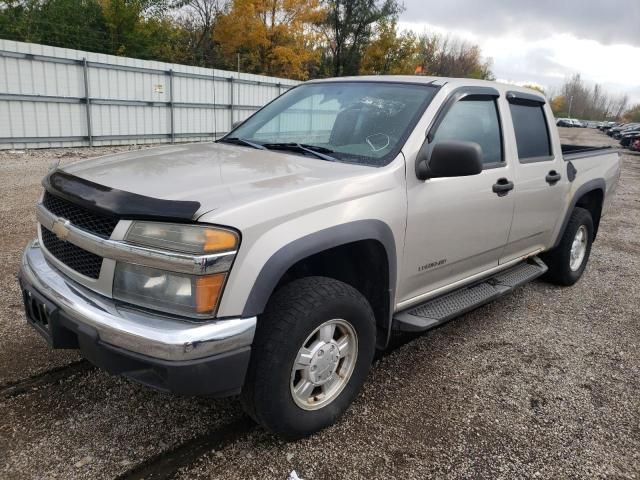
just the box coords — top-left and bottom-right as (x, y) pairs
(552, 179), (606, 249)
(241, 220), (397, 349)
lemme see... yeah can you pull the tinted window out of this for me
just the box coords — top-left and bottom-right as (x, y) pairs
(228, 82), (438, 166)
(432, 98), (503, 165)
(510, 103), (552, 161)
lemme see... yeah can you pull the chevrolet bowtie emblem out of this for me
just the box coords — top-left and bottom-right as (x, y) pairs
(51, 219), (71, 241)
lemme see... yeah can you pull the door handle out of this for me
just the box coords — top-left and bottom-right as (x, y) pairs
(492, 178), (514, 196)
(546, 170), (562, 185)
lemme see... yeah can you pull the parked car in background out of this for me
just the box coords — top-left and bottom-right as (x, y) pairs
(556, 118), (573, 127)
(19, 77), (621, 439)
(608, 123), (637, 137)
(600, 122), (618, 132)
(620, 128), (640, 148)
(607, 124), (622, 136)
(615, 123), (640, 140)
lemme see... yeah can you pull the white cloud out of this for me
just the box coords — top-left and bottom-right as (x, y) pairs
(399, 0), (640, 48)
(398, 21), (640, 104)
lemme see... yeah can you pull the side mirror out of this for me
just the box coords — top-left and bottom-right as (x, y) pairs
(415, 140), (484, 180)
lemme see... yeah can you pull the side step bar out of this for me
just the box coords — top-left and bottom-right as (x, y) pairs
(393, 257), (548, 333)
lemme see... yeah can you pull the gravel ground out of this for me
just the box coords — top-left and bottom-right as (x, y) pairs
(1, 129), (638, 479)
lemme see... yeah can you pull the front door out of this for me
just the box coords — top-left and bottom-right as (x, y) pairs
(399, 91), (516, 305)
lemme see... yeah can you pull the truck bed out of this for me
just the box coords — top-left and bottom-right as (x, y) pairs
(561, 144), (613, 160)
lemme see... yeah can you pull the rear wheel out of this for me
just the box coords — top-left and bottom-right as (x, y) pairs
(541, 207), (594, 286)
(240, 276), (376, 439)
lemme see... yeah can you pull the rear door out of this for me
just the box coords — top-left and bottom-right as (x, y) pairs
(399, 87), (517, 305)
(500, 92), (566, 262)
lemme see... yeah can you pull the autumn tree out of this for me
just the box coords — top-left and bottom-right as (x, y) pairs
(321, 0), (402, 77)
(359, 20), (418, 75)
(550, 95), (567, 117)
(0, 0), (551, 90)
(213, 0), (324, 79)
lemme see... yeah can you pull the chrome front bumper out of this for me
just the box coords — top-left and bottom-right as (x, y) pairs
(20, 240), (256, 362)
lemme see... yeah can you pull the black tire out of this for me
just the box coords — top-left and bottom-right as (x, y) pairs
(541, 207), (594, 286)
(240, 276), (376, 439)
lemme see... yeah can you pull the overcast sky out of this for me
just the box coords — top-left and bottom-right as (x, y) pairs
(398, 0), (640, 105)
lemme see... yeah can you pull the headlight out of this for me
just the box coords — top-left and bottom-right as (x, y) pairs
(114, 222), (238, 318)
(124, 221), (238, 254)
(113, 263), (226, 317)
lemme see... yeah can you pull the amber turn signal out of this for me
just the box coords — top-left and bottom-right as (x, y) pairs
(195, 273), (226, 313)
(203, 229), (238, 253)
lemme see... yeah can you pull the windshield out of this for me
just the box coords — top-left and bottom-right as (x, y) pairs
(224, 82), (438, 166)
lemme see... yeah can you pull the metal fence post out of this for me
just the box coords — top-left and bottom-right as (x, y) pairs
(82, 58), (93, 147)
(169, 69), (175, 143)
(229, 76), (234, 132)
(277, 83), (282, 132)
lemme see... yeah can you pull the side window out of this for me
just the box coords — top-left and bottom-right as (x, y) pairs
(432, 97), (503, 165)
(509, 103), (552, 161)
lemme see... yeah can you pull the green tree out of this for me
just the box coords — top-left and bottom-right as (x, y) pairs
(98, 0), (172, 58)
(1, 0), (505, 83)
(359, 20), (419, 75)
(0, 0), (110, 52)
(320, 0), (402, 76)
(0, 0), (180, 58)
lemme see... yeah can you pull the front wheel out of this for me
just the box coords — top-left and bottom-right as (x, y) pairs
(240, 276), (376, 439)
(541, 207), (594, 286)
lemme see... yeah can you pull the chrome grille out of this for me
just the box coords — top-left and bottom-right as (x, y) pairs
(41, 226), (103, 279)
(43, 191), (118, 239)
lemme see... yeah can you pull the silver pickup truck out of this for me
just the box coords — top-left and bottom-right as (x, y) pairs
(19, 77), (620, 439)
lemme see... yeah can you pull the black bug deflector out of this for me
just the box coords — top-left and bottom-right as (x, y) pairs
(43, 170), (201, 222)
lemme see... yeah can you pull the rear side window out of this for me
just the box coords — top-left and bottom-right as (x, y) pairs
(431, 98), (503, 165)
(510, 103), (552, 161)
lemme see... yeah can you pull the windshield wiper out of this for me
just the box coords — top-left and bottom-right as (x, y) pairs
(218, 137), (267, 150)
(262, 143), (337, 161)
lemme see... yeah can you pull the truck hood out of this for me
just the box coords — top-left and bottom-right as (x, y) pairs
(61, 142), (373, 218)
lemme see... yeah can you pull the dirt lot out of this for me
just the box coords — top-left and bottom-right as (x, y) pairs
(1, 129), (638, 479)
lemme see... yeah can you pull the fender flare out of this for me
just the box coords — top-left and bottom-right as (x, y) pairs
(551, 178), (606, 249)
(241, 220), (397, 327)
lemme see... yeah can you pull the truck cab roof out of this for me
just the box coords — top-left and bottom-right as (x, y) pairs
(307, 75), (545, 99)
